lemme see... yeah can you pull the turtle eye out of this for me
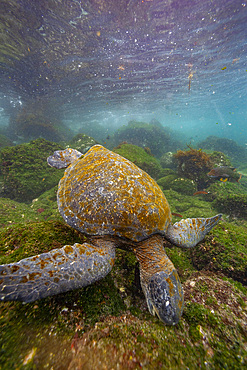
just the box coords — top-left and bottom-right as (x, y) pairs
(146, 270), (184, 325)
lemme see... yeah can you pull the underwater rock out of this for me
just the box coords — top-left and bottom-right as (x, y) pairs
(157, 175), (197, 195)
(207, 150), (232, 168)
(173, 147), (213, 189)
(0, 138), (64, 202)
(198, 136), (247, 166)
(67, 133), (98, 154)
(113, 142), (163, 179)
(213, 192), (247, 218)
(113, 120), (181, 157)
(191, 221), (247, 285)
(160, 151), (177, 169)
(204, 181), (247, 218)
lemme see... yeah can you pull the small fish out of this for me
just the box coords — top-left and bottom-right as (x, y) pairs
(118, 65), (125, 71)
(193, 191), (209, 196)
(188, 72), (193, 92)
(207, 166), (242, 183)
(37, 208), (45, 214)
(172, 212), (183, 218)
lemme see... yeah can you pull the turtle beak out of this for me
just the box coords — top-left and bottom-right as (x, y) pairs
(142, 269), (184, 325)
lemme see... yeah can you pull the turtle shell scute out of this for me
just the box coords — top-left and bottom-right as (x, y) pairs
(57, 145), (172, 242)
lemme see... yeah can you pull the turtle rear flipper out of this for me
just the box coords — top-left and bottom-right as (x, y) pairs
(0, 241), (115, 303)
(47, 148), (83, 169)
(166, 214), (222, 248)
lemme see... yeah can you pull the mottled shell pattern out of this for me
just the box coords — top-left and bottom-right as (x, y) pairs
(58, 145), (172, 242)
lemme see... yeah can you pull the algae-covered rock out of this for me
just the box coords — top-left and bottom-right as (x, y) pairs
(113, 143), (163, 179)
(173, 147), (213, 189)
(213, 193), (247, 218)
(163, 189), (215, 217)
(0, 220), (85, 264)
(198, 135), (247, 166)
(208, 150), (232, 167)
(191, 221), (247, 285)
(205, 181), (247, 218)
(0, 187), (60, 228)
(0, 138), (64, 202)
(157, 175), (196, 195)
(113, 120), (181, 157)
(67, 133), (98, 154)
(160, 151), (177, 169)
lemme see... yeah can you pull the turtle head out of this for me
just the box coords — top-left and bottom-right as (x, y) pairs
(141, 269), (184, 325)
(135, 235), (184, 325)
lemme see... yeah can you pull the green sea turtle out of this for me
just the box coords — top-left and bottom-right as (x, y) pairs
(0, 145), (222, 325)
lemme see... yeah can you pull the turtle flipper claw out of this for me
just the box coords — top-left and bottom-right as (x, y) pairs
(0, 241), (115, 302)
(166, 214), (222, 248)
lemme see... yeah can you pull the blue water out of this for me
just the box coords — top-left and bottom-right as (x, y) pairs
(0, 0), (246, 145)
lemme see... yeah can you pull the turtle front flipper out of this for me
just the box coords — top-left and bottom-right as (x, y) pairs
(0, 240), (115, 303)
(166, 214), (222, 248)
(135, 235), (184, 325)
(47, 148), (83, 169)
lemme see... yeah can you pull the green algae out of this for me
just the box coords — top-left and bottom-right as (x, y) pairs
(203, 181), (247, 218)
(165, 244), (196, 283)
(163, 189), (216, 218)
(0, 220), (86, 264)
(0, 138), (64, 202)
(191, 221), (247, 285)
(113, 142), (163, 179)
(0, 189), (61, 228)
(112, 120), (181, 158)
(66, 133), (98, 154)
(213, 192), (247, 218)
(157, 174), (197, 195)
(198, 136), (247, 167)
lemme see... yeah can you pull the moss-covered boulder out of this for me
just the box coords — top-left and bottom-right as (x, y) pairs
(157, 175), (196, 195)
(173, 147), (213, 189)
(204, 181), (247, 218)
(191, 221), (247, 285)
(113, 143), (163, 179)
(0, 221), (85, 264)
(67, 133), (98, 154)
(0, 194), (59, 228)
(160, 151), (177, 169)
(207, 150), (232, 168)
(0, 138), (64, 202)
(163, 189), (215, 218)
(198, 136), (247, 166)
(113, 120), (181, 157)
(213, 193), (247, 218)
